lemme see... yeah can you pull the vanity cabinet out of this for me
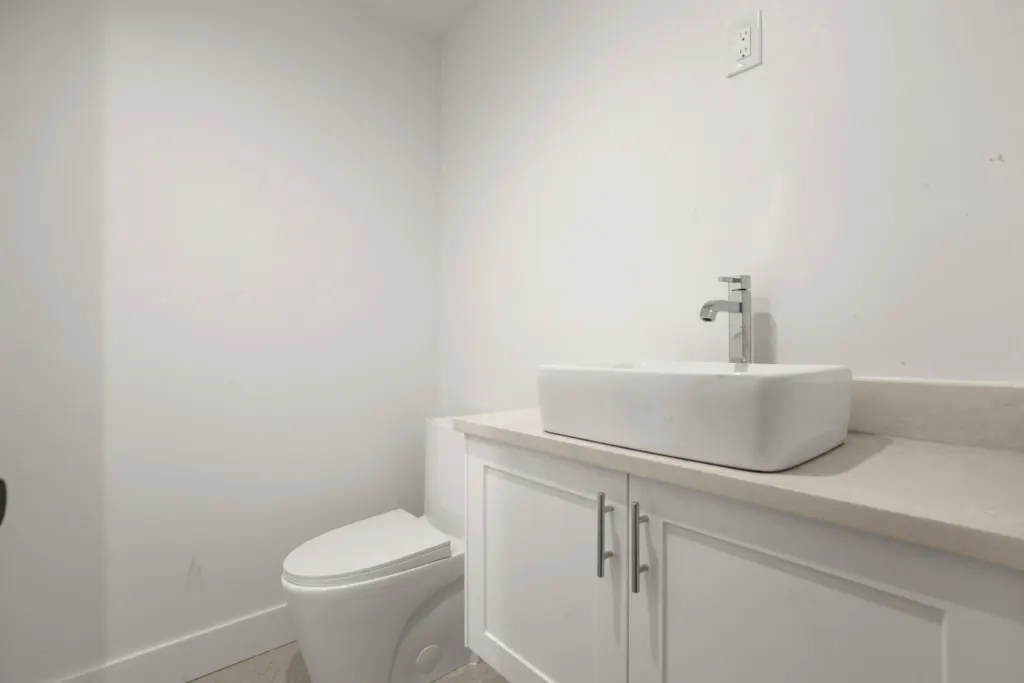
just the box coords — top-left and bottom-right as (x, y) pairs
(466, 438), (1024, 683)
(465, 439), (629, 683)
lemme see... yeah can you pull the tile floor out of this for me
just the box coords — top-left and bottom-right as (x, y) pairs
(190, 643), (308, 683)
(437, 661), (507, 683)
(189, 642), (507, 683)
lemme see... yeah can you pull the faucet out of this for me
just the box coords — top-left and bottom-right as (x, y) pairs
(700, 275), (752, 363)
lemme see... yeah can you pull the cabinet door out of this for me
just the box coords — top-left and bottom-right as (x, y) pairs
(466, 438), (629, 683)
(628, 476), (1024, 683)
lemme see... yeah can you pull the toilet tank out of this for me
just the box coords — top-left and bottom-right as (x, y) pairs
(424, 418), (466, 540)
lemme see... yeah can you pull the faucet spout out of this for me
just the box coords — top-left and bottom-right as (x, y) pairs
(698, 276), (753, 363)
(700, 299), (740, 322)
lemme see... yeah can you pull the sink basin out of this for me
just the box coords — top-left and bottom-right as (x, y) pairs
(538, 362), (852, 472)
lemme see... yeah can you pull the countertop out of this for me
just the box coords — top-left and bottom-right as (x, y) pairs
(453, 409), (1024, 574)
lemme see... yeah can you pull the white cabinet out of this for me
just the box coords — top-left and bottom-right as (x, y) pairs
(630, 476), (1023, 683)
(465, 438), (629, 683)
(467, 439), (1024, 683)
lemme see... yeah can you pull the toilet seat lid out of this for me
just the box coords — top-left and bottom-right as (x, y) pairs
(283, 509), (452, 588)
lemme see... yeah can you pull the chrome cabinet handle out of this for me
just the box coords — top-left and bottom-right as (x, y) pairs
(596, 493), (614, 578)
(631, 502), (649, 594)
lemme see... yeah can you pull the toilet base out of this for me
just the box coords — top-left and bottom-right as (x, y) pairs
(283, 547), (469, 683)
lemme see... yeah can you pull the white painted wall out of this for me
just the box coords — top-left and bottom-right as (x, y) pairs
(354, 0), (480, 34)
(2, 1), (439, 681)
(0, 3), (106, 682)
(438, 0), (1024, 415)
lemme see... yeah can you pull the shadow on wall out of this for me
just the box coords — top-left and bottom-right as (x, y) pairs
(0, 2), (107, 682)
(752, 297), (777, 364)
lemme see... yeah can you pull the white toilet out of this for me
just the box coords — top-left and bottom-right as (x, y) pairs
(282, 418), (471, 683)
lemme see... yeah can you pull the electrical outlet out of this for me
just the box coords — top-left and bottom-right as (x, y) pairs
(737, 25), (751, 60)
(728, 10), (762, 78)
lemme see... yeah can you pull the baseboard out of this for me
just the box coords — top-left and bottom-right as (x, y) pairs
(62, 603), (295, 683)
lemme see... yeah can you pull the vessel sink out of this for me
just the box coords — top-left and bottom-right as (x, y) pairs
(538, 362), (852, 472)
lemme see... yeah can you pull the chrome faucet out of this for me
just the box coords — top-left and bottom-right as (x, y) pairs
(700, 275), (752, 363)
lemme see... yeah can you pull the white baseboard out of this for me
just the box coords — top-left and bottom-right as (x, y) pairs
(62, 603), (295, 683)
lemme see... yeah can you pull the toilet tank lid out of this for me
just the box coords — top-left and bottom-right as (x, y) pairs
(283, 509), (452, 588)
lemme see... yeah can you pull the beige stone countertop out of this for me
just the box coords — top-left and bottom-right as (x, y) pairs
(453, 409), (1024, 574)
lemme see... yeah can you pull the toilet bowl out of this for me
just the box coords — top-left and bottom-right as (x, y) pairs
(282, 419), (470, 683)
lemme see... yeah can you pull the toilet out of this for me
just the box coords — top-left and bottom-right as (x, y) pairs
(282, 418), (470, 683)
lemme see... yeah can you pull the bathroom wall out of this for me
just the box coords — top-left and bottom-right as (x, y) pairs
(1, 1), (439, 681)
(0, 2), (106, 682)
(438, 0), (1024, 414)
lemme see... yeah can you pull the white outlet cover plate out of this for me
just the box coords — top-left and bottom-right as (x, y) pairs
(728, 10), (762, 78)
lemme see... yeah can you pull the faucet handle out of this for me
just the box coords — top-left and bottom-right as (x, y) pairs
(718, 275), (751, 290)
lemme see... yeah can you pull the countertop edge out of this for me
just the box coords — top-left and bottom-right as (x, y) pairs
(452, 415), (1024, 575)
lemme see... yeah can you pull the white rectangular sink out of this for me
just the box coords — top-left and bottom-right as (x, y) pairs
(538, 362), (852, 472)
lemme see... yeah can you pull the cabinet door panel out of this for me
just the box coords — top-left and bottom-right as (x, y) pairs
(628, 476), (1024, 683)
(466, 438), (629, 683)
(641, 523), (941, 682)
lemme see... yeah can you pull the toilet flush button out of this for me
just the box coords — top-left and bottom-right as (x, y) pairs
(416, 645), (442, 674)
